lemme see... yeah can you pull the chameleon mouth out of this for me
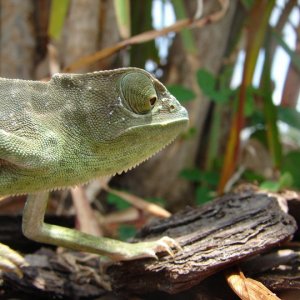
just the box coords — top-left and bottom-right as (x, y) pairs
(115, 117), (189, 176)
(115, 135), (177, 175)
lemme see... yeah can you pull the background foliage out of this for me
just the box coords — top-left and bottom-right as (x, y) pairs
(1, 0), (300, 211)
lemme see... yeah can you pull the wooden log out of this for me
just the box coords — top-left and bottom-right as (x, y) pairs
(108, 191), (297, 294)
(1, 190), (298, 298)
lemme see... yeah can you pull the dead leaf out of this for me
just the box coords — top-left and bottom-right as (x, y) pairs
(226, 269), (281, 300)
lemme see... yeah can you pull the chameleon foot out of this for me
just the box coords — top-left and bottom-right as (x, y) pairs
(0, 243), (28, 278)
(114, 236), (182, 261)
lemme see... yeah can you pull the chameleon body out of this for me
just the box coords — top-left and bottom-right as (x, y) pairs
(0, 68), (188, 265)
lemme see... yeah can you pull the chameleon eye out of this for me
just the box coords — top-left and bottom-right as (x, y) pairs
(121, 72), (157, 114)
(149, 96), (157, 106)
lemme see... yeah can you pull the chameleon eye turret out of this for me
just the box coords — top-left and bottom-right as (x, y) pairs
(120, 72), (157, 114)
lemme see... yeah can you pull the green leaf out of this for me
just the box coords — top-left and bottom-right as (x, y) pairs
(130, 0), (158, 67)
(212, 88), (233, 103)
(249, 111), (264, 126)
(180, 168), (201, 182)
(167, 85), (196, 103)
(196, 69), (216, 97)
(171, 0), (197, 54)
(180, 169), (219, 187)
(277, 107), (300, 130)
(200, 171), (220, 186)
(118, 225), (137, 241)
(244, 86), (255, 116)
(107, 192), (131, 210)
(250, 128), (268, 149)
(259, 172), (293, 192)
(113, 0), (130, 38)
(48, 0), (70, 40)
(259, 180), (281, 192)
(242, 170), (265, 183)
(261, 42), (282, 169)
(241, 0), (255, 9)
(278, 172), (293, 189)
(282, 151), (300, 189)
(196, 69), (232, 103)
(182, 127), (197, 140)
(196, 186), (214, 205)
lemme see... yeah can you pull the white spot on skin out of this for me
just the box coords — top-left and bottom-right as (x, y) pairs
(53, 73), (62, 78)
(157, 105), (163, 112)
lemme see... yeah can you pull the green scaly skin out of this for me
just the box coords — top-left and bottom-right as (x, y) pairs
(0, 68), (189, 270)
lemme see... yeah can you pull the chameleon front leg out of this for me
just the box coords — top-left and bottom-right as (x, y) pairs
(22, 192), (181, 261)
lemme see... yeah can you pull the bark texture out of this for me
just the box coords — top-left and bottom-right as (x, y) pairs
(108, 190), (296, 294)
(0, 0), (35, 79)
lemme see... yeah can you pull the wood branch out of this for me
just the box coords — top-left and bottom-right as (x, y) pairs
(1, 190), (297, 298)
(2, 248), (109, 299)
(108, 190), (297, 294)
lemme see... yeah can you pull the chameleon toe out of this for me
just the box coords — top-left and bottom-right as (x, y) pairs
(119, 236), (182, 261)
(0, 243), (28, 278)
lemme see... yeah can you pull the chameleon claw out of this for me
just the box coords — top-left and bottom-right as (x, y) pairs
(160, 236), (183, 251)
(0, 243), (28, 278)
(150, 236), (182, 257)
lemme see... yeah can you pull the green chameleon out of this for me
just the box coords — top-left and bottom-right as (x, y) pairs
(0, 67), (189, 274)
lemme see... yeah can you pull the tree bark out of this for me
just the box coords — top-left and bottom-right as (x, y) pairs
(0, 0), (35, 79)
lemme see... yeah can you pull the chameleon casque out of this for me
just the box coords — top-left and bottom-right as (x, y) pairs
(0, 67), (189, 271)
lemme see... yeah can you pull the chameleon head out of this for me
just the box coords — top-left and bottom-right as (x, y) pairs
(97, 68), (189, 175)
(53, 68), (189, 178)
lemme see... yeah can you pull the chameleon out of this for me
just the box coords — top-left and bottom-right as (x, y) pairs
(0, 67), (189, 273)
